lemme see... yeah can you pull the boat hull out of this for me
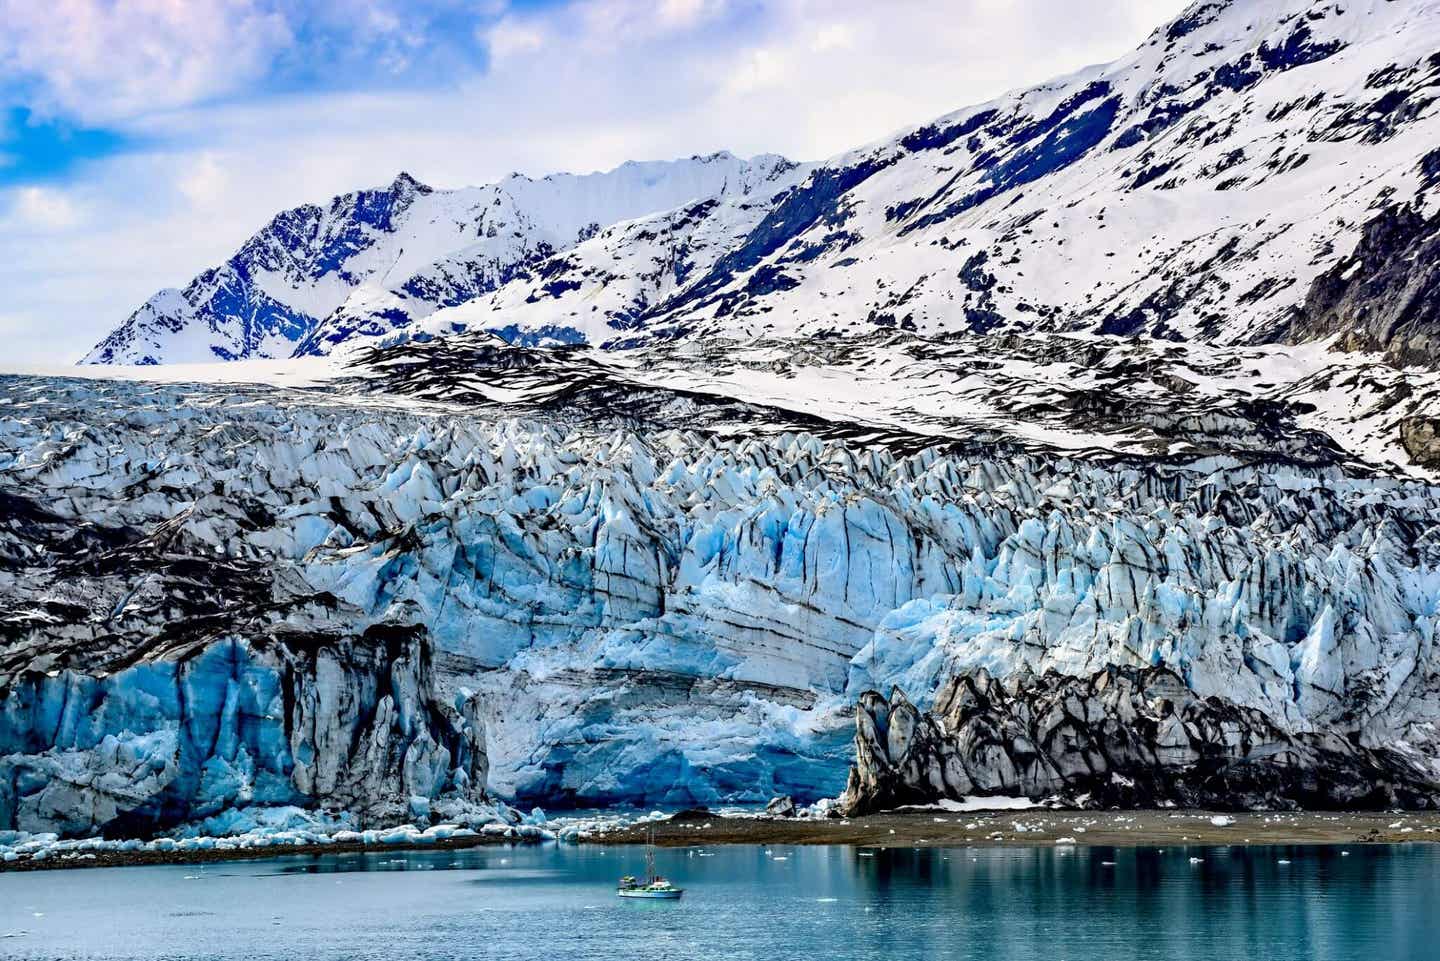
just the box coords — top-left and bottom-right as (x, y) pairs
(617, 889), (684, 900)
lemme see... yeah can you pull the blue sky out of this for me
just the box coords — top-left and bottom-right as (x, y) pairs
(0, 109), (137, 187)
(0, 0), (1186, 364)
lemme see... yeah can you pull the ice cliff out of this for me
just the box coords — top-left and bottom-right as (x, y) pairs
(4, 341), (1438, 835)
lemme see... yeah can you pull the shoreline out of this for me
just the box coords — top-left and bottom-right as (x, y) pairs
(0, 833), (516, 874)
(589, 809), (1440, 850)
(5, 809), (1440, 873)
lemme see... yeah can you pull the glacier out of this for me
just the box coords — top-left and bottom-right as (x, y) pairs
(4, 333), (1439, 835)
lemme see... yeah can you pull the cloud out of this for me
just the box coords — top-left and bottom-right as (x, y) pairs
(723, 47), (789, 97)
(0, 0), (293, 122)
(177, 152), (230, 209)
(485, 18), (548, 64)
(8, 185), (82, 229)
(0, 1), (506, 124)
(809, 23), (855, 53)
(658, 0), (726, 28)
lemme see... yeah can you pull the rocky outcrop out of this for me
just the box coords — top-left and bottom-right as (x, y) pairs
(1277, 203), (1440, 369)
(838, 668), (1440, 815)
(1401, 416), (1440, 467)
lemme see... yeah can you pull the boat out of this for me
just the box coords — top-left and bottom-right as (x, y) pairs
(617, 830), (684, 899)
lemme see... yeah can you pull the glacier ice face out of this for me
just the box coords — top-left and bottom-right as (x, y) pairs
(0, 628), (487, 837)
(4, 343), (1439, 833)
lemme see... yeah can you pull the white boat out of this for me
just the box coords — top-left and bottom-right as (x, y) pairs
(617, 832), (684, 900)
(616, 878), (684, 899)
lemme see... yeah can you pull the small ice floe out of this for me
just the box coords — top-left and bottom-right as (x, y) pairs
(1101, 861), (1115, 867)
(1277, 859), (1292, 864)
(857, 852), (875, 858)
(1209, 816), (1235, 827)
(1055, 837), (1078, 845)
(816, 898), (838, 903)
(1189, 857), (1204, 864)
(772, 856), (789, 861)
(1341, 851), (1351, 856)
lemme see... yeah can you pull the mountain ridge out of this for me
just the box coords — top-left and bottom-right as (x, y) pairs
(83, 151), (800, 364)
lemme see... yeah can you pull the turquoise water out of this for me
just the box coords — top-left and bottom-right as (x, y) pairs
(2, 843), (1437, 960)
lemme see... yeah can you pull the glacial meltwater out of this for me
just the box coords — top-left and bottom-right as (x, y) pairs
(2, 844), (1438, 960)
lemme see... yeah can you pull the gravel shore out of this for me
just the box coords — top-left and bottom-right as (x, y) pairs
(6, 809), (1439, 872)
(591, 808), (1440, 849)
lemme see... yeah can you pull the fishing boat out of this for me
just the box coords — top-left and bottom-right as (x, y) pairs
(617, 830), (684, 900)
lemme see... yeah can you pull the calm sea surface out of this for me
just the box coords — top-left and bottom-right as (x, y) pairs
(1, 843), (1437, 960)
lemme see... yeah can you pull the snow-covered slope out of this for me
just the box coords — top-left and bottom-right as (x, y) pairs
(83, 154), (798, 364)
(624, 0), (1440, 355)
(87, 0), (1440, 365)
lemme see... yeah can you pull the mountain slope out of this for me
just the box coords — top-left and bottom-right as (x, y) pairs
(619, 0), (1440, 352)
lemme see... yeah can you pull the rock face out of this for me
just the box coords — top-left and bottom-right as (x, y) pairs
(839, 668), (1439, 816)
(1275, 203), (1440, 368)
(1400, 416), (1440, 468)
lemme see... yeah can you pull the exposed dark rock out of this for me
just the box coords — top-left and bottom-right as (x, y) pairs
(669, 806), (720, 823)
(1400, 416), (1440, 467)
(764, 795), (797, 818)
(1274, 203), (1440, 368)
(838, 667), (1439, 816)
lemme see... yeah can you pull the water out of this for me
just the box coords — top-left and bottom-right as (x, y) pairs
(2, 843), (1438, 960)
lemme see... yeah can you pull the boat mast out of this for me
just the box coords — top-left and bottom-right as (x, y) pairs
(646, 827), (657, 881)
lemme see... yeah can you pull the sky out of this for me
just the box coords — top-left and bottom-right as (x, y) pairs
(0, 0), (1190, 364)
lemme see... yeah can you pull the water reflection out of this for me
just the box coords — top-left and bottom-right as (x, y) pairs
(1, 843), (1436, 960)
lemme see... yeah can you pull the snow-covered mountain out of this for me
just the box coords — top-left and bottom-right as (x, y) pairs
(87, 0), (1440, 367)
(83, 153), (799, 365)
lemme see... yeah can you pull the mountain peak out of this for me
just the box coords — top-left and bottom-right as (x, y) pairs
(389, 171), (431, 195)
